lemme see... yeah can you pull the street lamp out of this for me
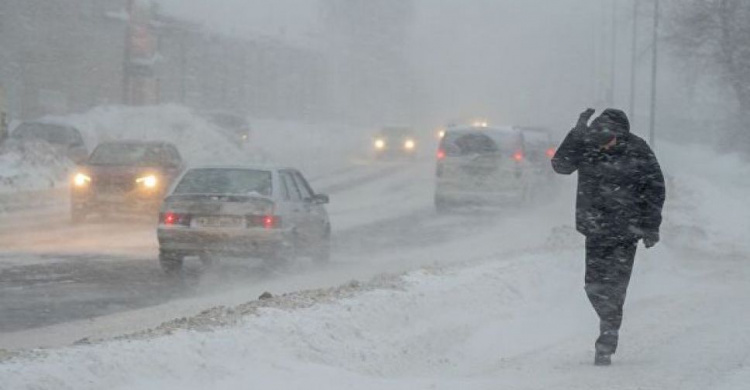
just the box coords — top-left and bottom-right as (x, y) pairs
(648, 0), (659, 148)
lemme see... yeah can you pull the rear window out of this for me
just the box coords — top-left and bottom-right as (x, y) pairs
(174, 169), (272, 196)
(440, 131), (520, 157)
(12, 123), (82, 145)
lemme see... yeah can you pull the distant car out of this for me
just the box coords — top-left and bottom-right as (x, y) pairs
(201, 111), (251, 146)
(11, 121), (88, 163)
(156, 165), (331, 274)
(434, 126), (530, 212)
(373, 126), (418, 159)
(70, 141), (185, 222)
(518, 126), (556, 175)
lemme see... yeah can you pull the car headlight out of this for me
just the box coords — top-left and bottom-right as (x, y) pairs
(73, 173), (91, 187)
(136, 175), (158, 188)
(437, 130), (446, 139)
(404, 139), (416, 150)
(374, 139), (386, 149)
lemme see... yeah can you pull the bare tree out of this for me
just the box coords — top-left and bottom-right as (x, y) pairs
(668, 0), (750, 148)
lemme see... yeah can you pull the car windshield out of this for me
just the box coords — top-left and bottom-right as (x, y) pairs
(88, 144), (165, 166)
(173, 169), (272, 196)
(379, 128), (414, 139)
(12, 123), (82, 145)
(207, 113), (248, 129)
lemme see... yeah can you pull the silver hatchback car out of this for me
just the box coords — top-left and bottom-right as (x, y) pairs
(434, 126), (531, 211)
(157, 165), (331, 274)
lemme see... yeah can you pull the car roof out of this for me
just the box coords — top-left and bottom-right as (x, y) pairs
(185, 164), (294, 173)
(445, 126), (521, 136)
(379, 126), (414, 133)
(200, 109), (245, 117)
(14, 121), (78, 131)
(95, 140), (177, 147)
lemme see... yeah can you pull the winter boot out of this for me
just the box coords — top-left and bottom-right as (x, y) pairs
(594, 329), (618, 366)
(594, 349), (612, 366)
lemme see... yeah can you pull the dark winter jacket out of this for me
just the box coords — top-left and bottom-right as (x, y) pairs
(552, 109), (665, 239)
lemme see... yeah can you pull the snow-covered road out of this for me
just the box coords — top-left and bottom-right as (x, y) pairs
(0, 153), (570, 345)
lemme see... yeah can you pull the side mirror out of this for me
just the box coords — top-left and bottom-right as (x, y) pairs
(311, 194), (330, 205)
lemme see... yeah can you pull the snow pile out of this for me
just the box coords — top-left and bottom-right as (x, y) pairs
(0, 104), (365, 194)
(3, 243), (748, 389)
(0, 250), (587, 390)
(56, 105), (254, 167)
(58, 105), (366, 178)
(659, 143), (750, 255)
(0, 141), (71, 193)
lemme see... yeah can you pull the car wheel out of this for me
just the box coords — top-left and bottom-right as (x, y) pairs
(159, 250), (184, 275)
(266, 234), (296, 264)
(435, 195), (449, 214)
(199, 253), (218, 270)
(311, 234), (331, 264)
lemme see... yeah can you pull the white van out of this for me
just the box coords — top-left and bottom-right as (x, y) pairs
(434, 126), (531, 211)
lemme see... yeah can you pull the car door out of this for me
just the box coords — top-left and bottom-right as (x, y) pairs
(279, 170), (305, 238)
(161, 145), (184, 185)
(292, 170), (328, 242)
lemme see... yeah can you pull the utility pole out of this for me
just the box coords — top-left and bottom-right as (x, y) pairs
(597, 0), (607, 106)
(629, 0), (639, 120)
(122, 0), (134, 105)
(648, 0), (659, 147)
(609, 0), (617, 107)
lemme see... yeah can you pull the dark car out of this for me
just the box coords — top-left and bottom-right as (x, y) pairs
(70, 141), (185, 222)
(157, 165), (331, 274)
(11, 121), (88, 163)
(372, 126), (418, 159)
(201, 111), (251, 146)
(518, 126), (557, 175)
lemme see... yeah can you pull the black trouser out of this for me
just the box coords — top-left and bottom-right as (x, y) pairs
(584, 235), (638, 354)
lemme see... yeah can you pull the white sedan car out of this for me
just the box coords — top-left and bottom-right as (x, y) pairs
(157, 165), (331, 274)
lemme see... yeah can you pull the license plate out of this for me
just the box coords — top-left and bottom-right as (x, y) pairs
(193, 216), (244, 228)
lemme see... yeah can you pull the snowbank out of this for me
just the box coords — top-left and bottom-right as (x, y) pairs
(2, 242), (747, 389)
(0, 141), (71, 194)
(0, 104), (368, 194)
(55, 105), (252, 166)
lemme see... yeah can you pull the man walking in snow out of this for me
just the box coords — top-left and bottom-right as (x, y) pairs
(551, 108), (665, 366)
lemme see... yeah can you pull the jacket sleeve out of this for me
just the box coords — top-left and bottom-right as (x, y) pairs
(551, 127), (585, 175)
(638, 143), (666, 234)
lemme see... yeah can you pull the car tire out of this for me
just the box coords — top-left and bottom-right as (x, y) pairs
(159, 250), (184, 275)
(311, 235), (331, 264)
(266, 235), (296, 266)
(435, 195), (449, 214)
(199, 253), (218, 270)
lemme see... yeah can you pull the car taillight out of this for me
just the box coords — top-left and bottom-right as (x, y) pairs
(437, 148), (446, 160)
(546, 147), (556, 158)
(160, 212), (191, 227)
(248, 215), (282, 229)
(512, 150), (524, 162)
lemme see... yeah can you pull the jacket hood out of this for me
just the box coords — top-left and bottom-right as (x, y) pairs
(591, 108), (630, 137)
